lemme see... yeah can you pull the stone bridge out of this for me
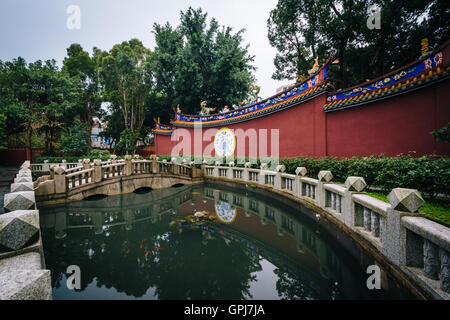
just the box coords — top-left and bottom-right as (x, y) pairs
(32, 155), (203, 206)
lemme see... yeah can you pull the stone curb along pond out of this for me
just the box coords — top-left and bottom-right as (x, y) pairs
(1, 157), (449, 300)
(0, 161), (52, 300)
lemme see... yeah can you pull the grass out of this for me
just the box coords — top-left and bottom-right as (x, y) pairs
(367, 191), (450, 226)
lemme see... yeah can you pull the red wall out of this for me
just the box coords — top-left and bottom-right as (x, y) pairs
(155, 79), (450, 158)
(326, 79), (450, 157)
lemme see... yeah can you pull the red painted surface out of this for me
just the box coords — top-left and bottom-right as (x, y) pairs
(155, 79), (450, 158)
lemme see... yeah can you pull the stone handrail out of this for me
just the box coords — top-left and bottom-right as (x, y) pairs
(1, 160), (52, 299)
(33, 155), (201, 196)
(202, 162), (450, 298)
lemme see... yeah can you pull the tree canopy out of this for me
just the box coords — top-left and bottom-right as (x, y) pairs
(268, 0), (450, 88)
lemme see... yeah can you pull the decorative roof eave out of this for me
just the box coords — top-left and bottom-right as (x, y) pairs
(323, 66), (450, 112)
(171, 57), (334, 128)
(153, 116), (174, 135)
(173, 84), (331, 128)
(324, 41), (450, 112)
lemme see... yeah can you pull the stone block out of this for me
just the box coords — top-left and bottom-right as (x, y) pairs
(14, 176), (32, 183)
(228, 161), (235, 167)
(16, 170), (31, 178)
(318, 170), (333, 182)
(4, 192), (36, 212)
(345, 176), (367, 192)
(0, 252), (41, 271)
(275, 165), (286, 172)
(0, 269), (52, 300)
(10, 182), (34, 193)
(388, 188), (424, 213)
(295, 167), (307, 176)
(0, 210), (39, 251)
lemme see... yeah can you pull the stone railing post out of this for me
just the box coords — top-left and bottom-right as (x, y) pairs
(93, 159), (103, 183)
(82, 158), (91, 170)
(124, 155), (132, 176)
(49, 164), (57, 180)
(343, 176), (367, 227)
(243, 162), (251, 182)
(201, 160), (207, 175)
(78, 159), (83, 167)
(43, 160), (49, 172)
(274, 165), (285, 190)
(213, 161), (220, 177)
(383, 188), (425, 265)
(317, 170), (333, 207)
(150, 155), (159, 173)
(61, 159), (67, 169)
(227, 161), (234, 179)
(295, 167), (307, 198)
(258, 163), (268, 185)
(110, 154), (117, 164)
(54, 165), (66, 194)
(171, 157), (179, 175)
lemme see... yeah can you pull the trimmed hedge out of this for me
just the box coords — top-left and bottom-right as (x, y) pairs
(280, 155), (450, 197)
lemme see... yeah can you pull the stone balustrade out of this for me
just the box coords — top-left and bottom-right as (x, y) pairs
(1, 161), (52, 300)
(33, 155), (199, 197)
(203, 161), (450, 298)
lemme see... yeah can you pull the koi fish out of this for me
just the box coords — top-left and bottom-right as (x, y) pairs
(153, 246), (162, 251)
(125, 249), (130, 254)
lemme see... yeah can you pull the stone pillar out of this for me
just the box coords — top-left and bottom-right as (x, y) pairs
(43, 160), (49, 172)
(61, 159), (67, 169)
(201, 160), (207, 176)
(54, 165), (66, 194)
(295, 167), (307, 198)
(440, 249), (450, 293)
(213, 161), (220, 177)
(171, 158), (179, 175)
(151, 155), (159, 173)
(317, 170), (333, 207)
(384, 188), (425, 265)
(124, 155), (132, 176)
(82, 159), (90, 170)
(343, 176), (367, 228)
(227, 161), (234, 180)
(78, 159), (83, 167)
(93, 159), (103, 183)
(423, 240), (439, 280)
(243, 162), (251, 182)
(110, 154), (117, 164)
(274, 165), (285, 190)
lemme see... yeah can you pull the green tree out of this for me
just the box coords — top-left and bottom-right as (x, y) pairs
(100, 39), (152, 133)
(151, 7), (255, 115)
(59, 120), (90, 156)
(62, 43), (103, 137)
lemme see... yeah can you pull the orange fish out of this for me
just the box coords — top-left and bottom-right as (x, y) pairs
(153, 246), (162, 251)
(144, 250), (151, 257)
(125, 249), (130, 254)
(139, 244), (143, 249)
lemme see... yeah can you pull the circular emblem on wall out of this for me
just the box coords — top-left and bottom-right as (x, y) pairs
(214, 128), (235, 157)
(215, 201), (237, 224)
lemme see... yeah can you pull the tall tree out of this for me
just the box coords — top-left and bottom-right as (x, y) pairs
(151, 7), (255, 115)
(63, 43), (103, 136)
(100, 39), (152, 133)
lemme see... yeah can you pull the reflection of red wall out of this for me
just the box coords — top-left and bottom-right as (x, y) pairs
(155, 79), (450, 158)
(177, 195), (320, 271)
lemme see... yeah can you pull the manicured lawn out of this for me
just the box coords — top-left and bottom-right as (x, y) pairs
(367, 191), (450, 226)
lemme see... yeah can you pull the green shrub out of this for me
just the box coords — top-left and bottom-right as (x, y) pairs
(89, 149), (111, 159)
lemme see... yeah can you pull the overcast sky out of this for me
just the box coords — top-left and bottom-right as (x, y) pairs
(0, 0), (293, 99)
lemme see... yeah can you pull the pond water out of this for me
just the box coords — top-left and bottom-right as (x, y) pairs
(39, 183), (414, 300)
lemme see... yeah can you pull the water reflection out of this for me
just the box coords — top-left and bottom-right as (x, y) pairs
(40, 184), (398, 300)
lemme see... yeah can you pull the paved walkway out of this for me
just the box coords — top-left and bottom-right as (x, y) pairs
(0, 165), (19, 214)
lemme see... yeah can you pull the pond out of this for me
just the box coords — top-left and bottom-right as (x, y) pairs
(39, 183), (415, 300)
